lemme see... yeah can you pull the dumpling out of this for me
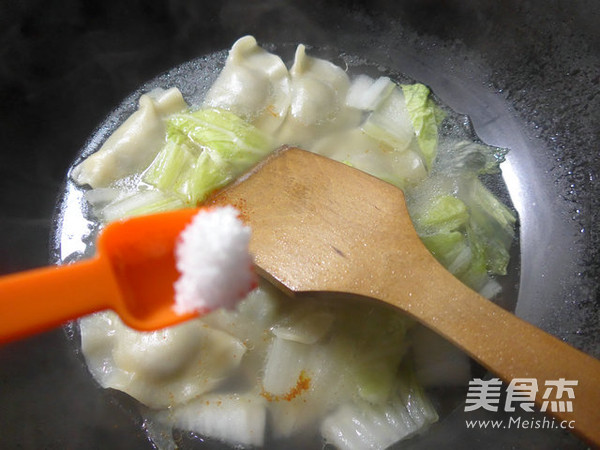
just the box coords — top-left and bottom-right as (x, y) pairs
(71, 87), (187, 188)
(275, 45), (361, 148)
(203, 35), (290, 134)
(80, 311), (246, 409)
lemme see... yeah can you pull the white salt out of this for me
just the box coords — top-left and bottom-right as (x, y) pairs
(173, 206), (256, 314)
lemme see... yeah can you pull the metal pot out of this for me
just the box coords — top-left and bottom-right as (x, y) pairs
(1, 1), (598, 448)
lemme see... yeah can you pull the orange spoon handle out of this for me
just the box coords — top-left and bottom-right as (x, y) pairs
(0, 256), (120, 343)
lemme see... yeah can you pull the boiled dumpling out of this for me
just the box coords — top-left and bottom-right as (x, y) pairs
(275, 44), (361, 148)
(203, 35), (290, 134)
(80, 311), (246, 409)
(71, 87), (187, 188)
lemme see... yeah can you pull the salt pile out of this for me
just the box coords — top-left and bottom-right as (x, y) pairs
(174, 206), (256, 314)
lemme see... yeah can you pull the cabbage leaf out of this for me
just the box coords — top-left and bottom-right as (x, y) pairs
(401, 83), (446, 170)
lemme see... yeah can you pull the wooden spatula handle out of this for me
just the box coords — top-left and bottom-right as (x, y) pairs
(379, 262), (600, 447)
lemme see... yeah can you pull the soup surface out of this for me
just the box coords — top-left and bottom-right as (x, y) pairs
(62, 36), (517, 449)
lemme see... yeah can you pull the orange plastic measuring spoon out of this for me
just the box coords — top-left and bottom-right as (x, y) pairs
(0, 207), (202, 343)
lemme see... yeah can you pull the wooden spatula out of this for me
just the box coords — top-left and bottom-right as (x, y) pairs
(210, 146), (600, 447)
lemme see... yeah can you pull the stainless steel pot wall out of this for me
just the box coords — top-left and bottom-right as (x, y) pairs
(0, 1), (598, 449)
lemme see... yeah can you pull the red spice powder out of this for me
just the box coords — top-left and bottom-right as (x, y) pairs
(207, 193), (250, 223)
(260, 370), (311, 402)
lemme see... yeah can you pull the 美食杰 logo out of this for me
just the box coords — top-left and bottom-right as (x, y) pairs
(464, 377), (577, 430)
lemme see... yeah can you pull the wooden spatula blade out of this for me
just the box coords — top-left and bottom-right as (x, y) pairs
(211, 146), (426, 297)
